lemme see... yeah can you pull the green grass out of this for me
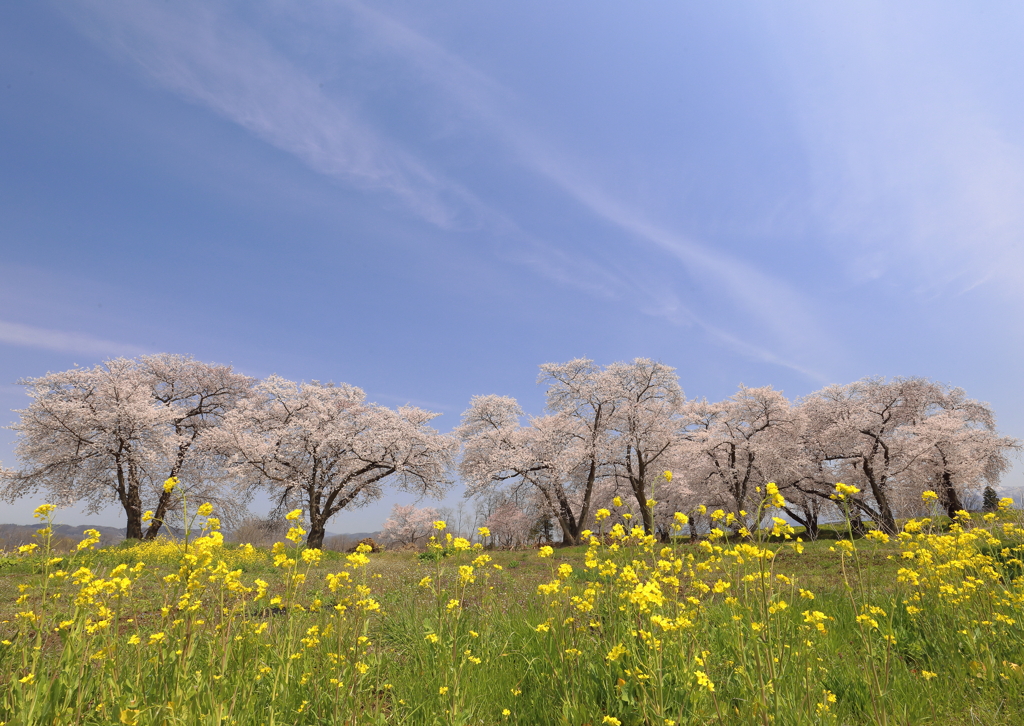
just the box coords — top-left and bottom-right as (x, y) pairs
(2, 513), (1024, 725)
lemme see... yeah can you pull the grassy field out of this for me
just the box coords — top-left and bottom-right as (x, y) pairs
(2, 495), (1024, 725)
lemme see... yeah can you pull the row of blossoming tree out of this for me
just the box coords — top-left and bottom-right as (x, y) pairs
(457, 358), (1020, 543)
(0, 355), (456, 548)
(2, 354), (1018, 547)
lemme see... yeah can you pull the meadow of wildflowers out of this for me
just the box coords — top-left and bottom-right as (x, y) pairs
(2, 480), (1024, 725)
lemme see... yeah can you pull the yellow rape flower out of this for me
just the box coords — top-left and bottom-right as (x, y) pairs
(834, 540), (855, 555)
(694, 670), (715, 692)
(856, 614), (879, 629)
(832, 482), (860, 500)
(33, 503), (56, 518)
(197, 502), (214, 517)
(538, 545), (554, 558)
(606, 643), (627, 661)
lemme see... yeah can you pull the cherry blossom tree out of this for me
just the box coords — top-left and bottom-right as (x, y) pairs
(536, 359), (620, 541)
(604, 358), (687, 535)
(647, 476), (702, 541)
(775, 479), (838, 540)
(483, 499), (534, 549)
(681, 386), (805, 525)
(457, 357), (633, 547)
(138, 354), (255, 537)
(379, 503), (440, 548)
(457, 393), (602, 545)
(1, 355), (254, 540)
(3, 359), (161, 540)
(797, 377), (987, 534)
(215, 376), (456, 549)
(459, 359), (687, 541)
(907, 391), (1019, 518)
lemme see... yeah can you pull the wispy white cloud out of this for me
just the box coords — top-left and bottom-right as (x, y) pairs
(63, 0), (832, 377)
(522, 162), (826, 356)
(0, 319), (149, 357)
(764, 2), (1024, 302)
(62, 0), (636, 307)
(65, 0), (480, 228)
(342, 1), (833, 375)
(491, 224), (631, 304)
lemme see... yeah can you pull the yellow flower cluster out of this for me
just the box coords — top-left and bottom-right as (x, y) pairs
(6, 487), (1023, 726)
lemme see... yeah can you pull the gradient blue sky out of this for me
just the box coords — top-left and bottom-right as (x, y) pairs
(3, 1), (1023, 531)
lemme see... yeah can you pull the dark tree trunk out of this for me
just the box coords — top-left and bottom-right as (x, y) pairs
(144, 489), (173, 540)
(626, 449), (653, 535)
(873, 497), (898, 535)
(783, 504), (820, 541)
(939, 471), (964, 520)
(555, 516), (579, 546)
(125, 510), (143, 540)
(688, 511), (703, 542)
(307, 520), (326, 550)
(117, 459), (144, 540)
(638, 496), (653, 535)
(849, 507), (868, 538)
(145, 441), (192, 540)
(861, 458), (898, 534)
(535, 484), (578, 546)
(557, 495), (581, 546)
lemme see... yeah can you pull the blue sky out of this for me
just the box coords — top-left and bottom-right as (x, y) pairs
(2, 1), (1023, 531)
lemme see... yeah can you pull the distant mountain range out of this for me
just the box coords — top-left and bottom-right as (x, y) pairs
(0, 523), (128, 547)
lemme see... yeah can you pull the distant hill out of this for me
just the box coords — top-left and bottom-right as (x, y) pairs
(0, 523), (127, 548)
(322, 531), (380, 549)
